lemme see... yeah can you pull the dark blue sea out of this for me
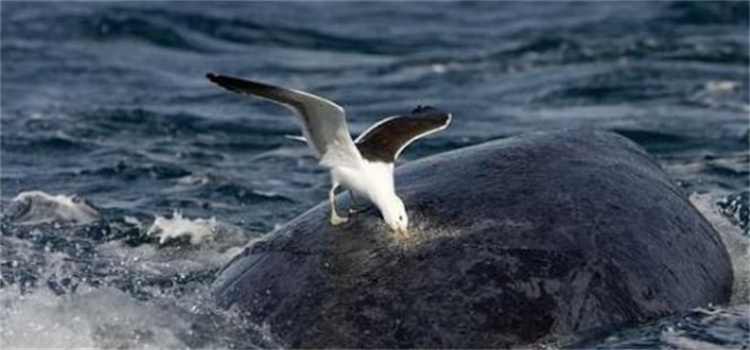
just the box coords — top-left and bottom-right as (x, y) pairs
(1, 1), (748, 348)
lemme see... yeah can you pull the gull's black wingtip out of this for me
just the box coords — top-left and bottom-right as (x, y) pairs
(206, 73), (239, 92)
(206, 72), (220, 82)
(205, 73), (290, 101)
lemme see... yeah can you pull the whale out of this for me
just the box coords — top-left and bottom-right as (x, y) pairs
(212, 130), (733, 348)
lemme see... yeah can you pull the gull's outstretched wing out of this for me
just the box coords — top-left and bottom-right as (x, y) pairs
(355, 106), (452, 163)
(207, 73), (361, 167)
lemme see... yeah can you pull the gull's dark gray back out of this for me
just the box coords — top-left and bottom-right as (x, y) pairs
(355, 106), (451, 162)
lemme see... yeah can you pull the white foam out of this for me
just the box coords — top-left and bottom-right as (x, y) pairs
(91, 211), (260, 278)
(0, 285), (186, 349)
(1, 273), (274, 349)
(704, 80), (738, 93)
(146, 211), (217, 246)
(1, 204), (265, 348)
(4, 191), (99, 226)
(690, 193), (749, 304)
(175, 174), (211, 187)
(0, 231), (263, 349)
(98, 239), (244, 278)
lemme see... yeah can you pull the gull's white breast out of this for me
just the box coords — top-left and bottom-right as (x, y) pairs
(331, 160), (395, 203)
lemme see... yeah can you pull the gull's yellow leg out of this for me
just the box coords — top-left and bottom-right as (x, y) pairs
(329, 184), (348, 226)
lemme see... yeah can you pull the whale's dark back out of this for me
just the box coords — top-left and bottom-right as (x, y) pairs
(213, 130), (733, 348)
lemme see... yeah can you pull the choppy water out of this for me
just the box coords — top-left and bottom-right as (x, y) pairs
(1, 1), (748, 348)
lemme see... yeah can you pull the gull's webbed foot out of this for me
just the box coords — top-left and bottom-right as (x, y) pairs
(330, 210), (348, 226)
(329, 184), (348, 226)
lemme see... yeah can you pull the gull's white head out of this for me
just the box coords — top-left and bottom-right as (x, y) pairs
(379, 195), (408, 236)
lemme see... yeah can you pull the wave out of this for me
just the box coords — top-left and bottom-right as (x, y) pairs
(663, 1), (748, 25)
(4, 191), (100, 226)
(3, 3), (411, 56)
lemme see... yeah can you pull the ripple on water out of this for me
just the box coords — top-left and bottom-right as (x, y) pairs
(554, 305), (750, 349)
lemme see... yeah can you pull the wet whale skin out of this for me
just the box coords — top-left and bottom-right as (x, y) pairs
(213, 130), (733, 348)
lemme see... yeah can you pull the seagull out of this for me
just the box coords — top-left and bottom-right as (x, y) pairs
(206, 73), (451, 236)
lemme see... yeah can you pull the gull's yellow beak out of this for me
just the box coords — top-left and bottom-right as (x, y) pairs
(394, 226), (410, 239)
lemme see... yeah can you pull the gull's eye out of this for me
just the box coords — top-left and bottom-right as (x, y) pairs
(399, 215), (403, 221)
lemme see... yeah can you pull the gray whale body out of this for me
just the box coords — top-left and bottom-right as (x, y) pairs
(213, 130), (733, 348)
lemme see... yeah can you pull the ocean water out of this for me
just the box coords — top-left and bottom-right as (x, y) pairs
(1, 1), (748, 348)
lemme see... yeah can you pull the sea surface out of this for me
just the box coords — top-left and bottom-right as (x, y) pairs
(1, 1), (748, 348)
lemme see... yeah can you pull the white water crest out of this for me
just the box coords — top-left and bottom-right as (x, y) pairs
(1, 285), (186, 349)
(147, 211), (220, 246)
(0, 215), (270, 348)
(4, 191), (99, 226)
(690, 193), (750, 305)
(0, 281), (277, 349)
